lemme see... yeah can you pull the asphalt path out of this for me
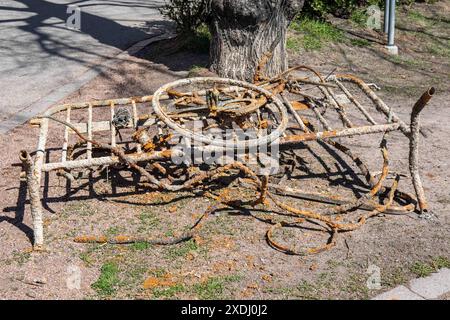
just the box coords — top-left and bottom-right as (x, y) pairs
(0, 0), (170, 132)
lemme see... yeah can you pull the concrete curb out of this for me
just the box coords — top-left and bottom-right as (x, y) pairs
(372, 268), (450, 300)
(0, 32), (175, 135)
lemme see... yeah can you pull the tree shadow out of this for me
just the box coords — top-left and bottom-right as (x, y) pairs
(135, 35), (210, 72)
(0, 179), (34, 243)
(0, 0), (175, 72)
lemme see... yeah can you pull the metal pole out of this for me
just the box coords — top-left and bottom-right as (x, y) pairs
(384, 0), (390, 34)
(388, 0), (396, 46)
(384, 0), (398, 55)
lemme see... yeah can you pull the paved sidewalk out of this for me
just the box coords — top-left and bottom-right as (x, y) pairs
(372, 268), (450, 300)
(0, 0), (170, 133)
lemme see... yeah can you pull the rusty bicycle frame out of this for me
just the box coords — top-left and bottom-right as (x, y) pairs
(20, 66), (434, 252)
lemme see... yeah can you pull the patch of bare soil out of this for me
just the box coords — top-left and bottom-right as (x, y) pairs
(0, 2), (449, 300)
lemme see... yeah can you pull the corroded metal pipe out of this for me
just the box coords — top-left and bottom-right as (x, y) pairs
(19, 150), (44, 250)
(280, 123), (401, 145)
(335, 74), (411, 135)
(409, 87), (435, 214)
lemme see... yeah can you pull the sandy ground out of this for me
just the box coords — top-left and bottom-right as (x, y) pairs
(0, 2), (449, 300)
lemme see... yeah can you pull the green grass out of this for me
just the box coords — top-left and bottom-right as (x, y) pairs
(12, 250), (31, 266)
(152, 284), (186, 299)
(426, 41), (450, 58)
(105, 226), (124, 237)
(408, 10), (427, 23)
(382, 267), (408, 288)
(264, 276), (330, 299)
(296, 280), (318, 299)
(344, 274), (369, 298)
(289, 17), (343, 51)
(138, 209), (161, 232)
(386, 53), (427, 70)
(148, 268), (167, 278)
(207, 213), (239, 236)
(350, 8), (368, 28)
(410, 261), (435, 278)
(431, 256), (450, 269)
(350, 38), (371, 47)
(165, 239), (198, 259)
(92, 261), (120, 297)
(61, 201), (94, 217)
(188, 64), (208, 77)
(79, 252), (94, 266)
(79, 244), (102, 267)
(130, 241), (152, 251)
(121, 265), (148, 292)
(411, 256), (450, 278)
(193, 275), (241, 300)
(184, 24), (211, 54)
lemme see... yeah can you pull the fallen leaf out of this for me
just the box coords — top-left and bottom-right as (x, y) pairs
(143, 276), (175, 289)
(262, 274), (272, 282)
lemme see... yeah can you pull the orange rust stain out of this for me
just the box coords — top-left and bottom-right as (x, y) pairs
(212, 260), (237, 273)
(43, 218), (52, 227)
(321, 130), (338, 138)
(193, 235), (205, 246)
(247, 283), (259, 290)
(261, 274), (273, 282)
(186, 253), (196, 261)
(291, 101), (309, 110)
(168, 205), (178, 213)
(139, 191), (175, 204)
(143, 276), (176, 289)
(23, 247), (34, 254)
(142, 141), (156, 151)
(259, 119), (269, 129)
(74, 235), (107, 243)
(161, 150), (172, 158)
(209, 236), (235, 251)
(115, 235), (131, 243)
(138, 114), (151, 121)
(245, 255), (256, 269)
(240, 288), (255, 298)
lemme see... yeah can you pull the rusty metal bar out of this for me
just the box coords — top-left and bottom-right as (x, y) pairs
(25, 116), (48, 249)
(409, 87), (435, 214)
(132, 100), (142, 153)
(61, 107), (71, 162)
(308, 100), (332, 131)
(333, 78), (377, 125)
(319, 86), (354, 128)
(87, 104), (93, 159)
(36, 86), (244, 116)
(110, 102), (116, 149)
(267, 183), (413, 214)
(336, 74), (410, 134)
(42, 150), (179, 172)
(152, 77), (289, 150)
(293, 78), (336, 88)
(280, 123), (401, 145)
(280, 93), (308, 132)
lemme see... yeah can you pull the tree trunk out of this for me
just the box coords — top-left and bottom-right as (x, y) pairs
(208, 0), (304, 82)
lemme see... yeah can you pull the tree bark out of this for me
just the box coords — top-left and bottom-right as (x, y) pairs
(208, 0), (304, 82)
